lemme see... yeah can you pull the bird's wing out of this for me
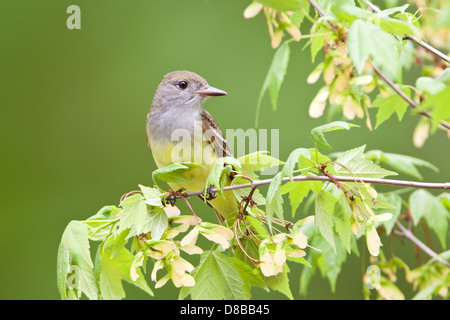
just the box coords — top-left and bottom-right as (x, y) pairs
(201, 109), (232, 158)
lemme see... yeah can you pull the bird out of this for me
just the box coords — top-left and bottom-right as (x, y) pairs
(146, 70), (239, 220)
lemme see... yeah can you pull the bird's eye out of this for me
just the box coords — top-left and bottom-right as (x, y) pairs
(178, 81), (188, 89)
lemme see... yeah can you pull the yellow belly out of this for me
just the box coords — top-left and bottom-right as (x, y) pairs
(148, 132), (238, 218)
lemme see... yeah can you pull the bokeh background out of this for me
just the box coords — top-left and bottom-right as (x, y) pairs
(0, 0), (448, 299)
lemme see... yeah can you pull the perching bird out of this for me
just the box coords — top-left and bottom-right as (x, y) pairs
(146, 71), (238, 220)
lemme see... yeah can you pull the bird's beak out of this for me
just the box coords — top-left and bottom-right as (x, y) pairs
(195, 86), (227, 97)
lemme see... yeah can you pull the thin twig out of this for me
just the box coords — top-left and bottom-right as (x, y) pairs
(394, 221), (450, 268)
(362, 0), (450, 64)
(308, 0), (325, 17)
(307, 0), (450, 130)
(172, 176), (449, 200)
(177, 193), (201, 224)
(370, 62), (450, 130)
(406, 35), (450, 64)
(233, 218), (261, 266)
(242, 186), (257, 214)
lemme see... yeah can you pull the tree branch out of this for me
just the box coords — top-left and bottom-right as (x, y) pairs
(308, 0), (325, 17)
(394, 221), (450, 268)
(307, 0), (450, 131)
(362, 0), (450, 64)
(370, 63), (450, 130)
(406, 35), (450, 64)
(173, 175), (449, 199)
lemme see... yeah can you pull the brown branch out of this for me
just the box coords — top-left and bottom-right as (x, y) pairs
(394, 221), (450, 268)
(406, 35), (450, 64)
(307, 0), (450, 131)
(362, 0), (450, 64)
(173, 175), (449, 200)
(370, 63), (450, 130)
(241, 186), (257, 214)
(308, 0), (326, 17)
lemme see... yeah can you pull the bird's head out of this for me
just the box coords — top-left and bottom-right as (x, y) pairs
(152, 70), (227, 112)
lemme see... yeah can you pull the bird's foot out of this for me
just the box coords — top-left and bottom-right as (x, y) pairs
(164, 189), (185, 206)
(203, 184), (217, 201)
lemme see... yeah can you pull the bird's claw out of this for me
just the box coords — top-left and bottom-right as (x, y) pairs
(204, 184), (217, 201)
(164, 189), (184, 206)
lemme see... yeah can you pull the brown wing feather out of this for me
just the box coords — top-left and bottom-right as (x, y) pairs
(201, 109), (232, 158)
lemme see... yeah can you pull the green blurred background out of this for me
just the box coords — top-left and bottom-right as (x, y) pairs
(0, 0), (448, 299)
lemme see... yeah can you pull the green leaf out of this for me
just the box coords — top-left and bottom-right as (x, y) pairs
(256, 41), (290, 126)
(334, 194), (352, 252)
(320, 234), (347, 292)
(282, 148), (311, 180)
(373, 193), (402, 235)
(232, 231), (264, 267)
(334, 145), (397, 178)
(436, 68), (450, 85)
(333, 2), (416, 35)
(420, 87), (450, 133)
(282, 180), (321, 218)
(375, 4), (409, 17)
(103, 228), (130, 259)
(139, 184), (163, 206)
(366, 150), (438, 180)
(442, 193), (450, 211)
(57, 221), (98, 300)
(436, 4), (450, 27)
(375, 14), (417, 35)
(409, 189), (450, 248)
(378, 276), (405, 300)
(152, 162), (202, 184)
(315, 191), (337, 251)
(302, 148), (333, 172)
(412, 283), (442, 300)
(84, 206), (121, 241)
(147, 206), (168, 240)
(83, 218), (118, 241)
(347, 19), (400, 79)
(231, 257), (267, 293)
(372, 88), (410, 129)
(118, 194), (168, 240)
(86, 205), (121, 221)
(238, 151), (284, 177)
(416, 77), (446, 95)
(118, 194), (149, 236)
(290, 3), (310, 28)
(179, 250), (253, 300)
(205, 157), (241, 195)
(266, 172), (284, 228)
(311, 27), (325, 63)
(347, 20), (370, 75)
(264, 264), (294, 300)
(311, 121), (359, 149)
(95, 245), (153, 300)
(332, 1), (370, 22)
